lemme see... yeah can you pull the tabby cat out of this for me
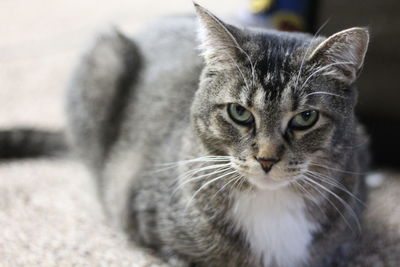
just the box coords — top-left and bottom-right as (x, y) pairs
(64, 4), (400, 267)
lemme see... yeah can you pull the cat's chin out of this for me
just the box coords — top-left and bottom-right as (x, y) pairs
(247, 175), (290, 191)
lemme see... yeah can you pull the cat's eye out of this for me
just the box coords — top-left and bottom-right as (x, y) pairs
(289, 110), (319, 130)
(227, 104), (254, 125)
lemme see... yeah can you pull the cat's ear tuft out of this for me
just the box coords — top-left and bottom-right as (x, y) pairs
(308, 27), (369, 84)
(194, 4), (243, 66)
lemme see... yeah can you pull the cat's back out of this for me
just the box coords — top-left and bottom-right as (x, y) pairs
(95, 15), (204, 225)
(135, 14), (201, 72)
(121, 15), (203, 152)
(134, 14), (203, 104)
(68, 14), (202, 166)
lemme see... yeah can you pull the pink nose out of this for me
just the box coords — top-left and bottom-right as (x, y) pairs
(256, 157), (280, 173)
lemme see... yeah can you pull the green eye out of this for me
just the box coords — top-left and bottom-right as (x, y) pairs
(227, 104), (254, 125)
(289, 110), (319, 130)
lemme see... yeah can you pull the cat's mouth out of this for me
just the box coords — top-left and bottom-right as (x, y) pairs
(247, 174), (290, 190)
(231, 161), (289, 190)
(231, 159), (293, 190)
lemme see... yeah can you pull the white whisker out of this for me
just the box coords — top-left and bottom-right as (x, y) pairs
(176, 162), (232, 180)
(303, 176), (361, 232)
(185, 169), (238, 211)
(308, 162), (364, 175)
(151, 157), (231, 174)
(227, 52), (252, 94)
(293, 179), (327, 216)
(174, 165), (233, 194)
(301, 61), (354, 89)
(301, 176), (356, 233)
(160, 156), (232, 167)
(294, 18), (331, 90)
(210, 173), (242, 201)
(305, 170), (365, 206)
(304, 91), (345, 99)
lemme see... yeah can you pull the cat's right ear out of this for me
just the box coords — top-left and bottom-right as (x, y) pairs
(194, 3), (243, 66)
(308, 27), (369, 84)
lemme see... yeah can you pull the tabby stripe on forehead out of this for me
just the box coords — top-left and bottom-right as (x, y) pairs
(290, 89), (300, 112)
(245, 86), (257, 107)
(287, 74), (302, 112)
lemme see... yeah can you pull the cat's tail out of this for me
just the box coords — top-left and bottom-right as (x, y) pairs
(0, 128), (68, 160)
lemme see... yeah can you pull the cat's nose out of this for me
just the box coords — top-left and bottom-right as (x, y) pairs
(256, 157), (280, 173)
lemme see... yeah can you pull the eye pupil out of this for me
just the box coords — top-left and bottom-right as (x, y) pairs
(236, 106), (245, 115)
(302, 111), (311, 121)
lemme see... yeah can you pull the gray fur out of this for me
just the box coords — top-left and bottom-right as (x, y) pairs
(66, 5), (399, 267)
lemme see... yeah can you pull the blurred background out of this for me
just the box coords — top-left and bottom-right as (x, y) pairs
(0, 0), (399, 168)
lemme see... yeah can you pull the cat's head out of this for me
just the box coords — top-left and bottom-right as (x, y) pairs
(191, 5), (369, 190)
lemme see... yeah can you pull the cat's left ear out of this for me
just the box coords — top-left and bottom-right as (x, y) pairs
(194, 3), (244, 66)
(308, 27), (369, 84)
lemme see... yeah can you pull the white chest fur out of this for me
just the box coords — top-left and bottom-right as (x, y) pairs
(229, 189), (317, 267)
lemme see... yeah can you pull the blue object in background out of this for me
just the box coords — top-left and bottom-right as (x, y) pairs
(243, 0), (317, 32)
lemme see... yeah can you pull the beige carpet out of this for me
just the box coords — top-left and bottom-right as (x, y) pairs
(0, 159), (168, 266)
